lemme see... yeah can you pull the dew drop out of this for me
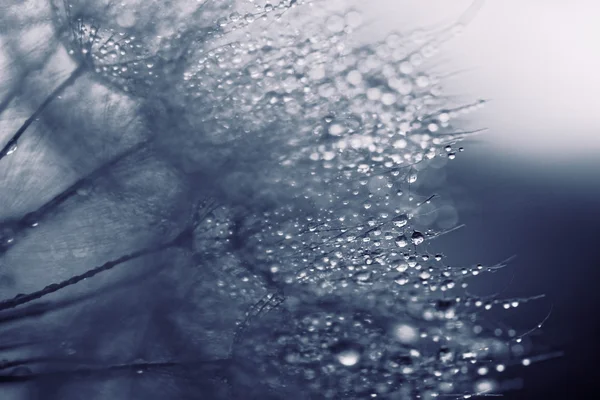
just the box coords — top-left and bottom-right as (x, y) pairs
(6, 144), (17, 155)
(394, 323), (418, 344)
(326, 15), (346, 33)
(411, 231), (424, 245)
(394, 274), (409, 285)
(354, 271), (372, 283)
(392, 214), (408, 228)
(395, 235), (408, 248)
(331, 342), (361, 367)
(328, 123), (345, 136)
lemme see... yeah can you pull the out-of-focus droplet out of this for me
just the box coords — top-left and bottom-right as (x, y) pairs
(354, 271), (372, 283)
(394, 323), (418, 344)
(326, 15), (345, 33)
(331, 342), (361, 367)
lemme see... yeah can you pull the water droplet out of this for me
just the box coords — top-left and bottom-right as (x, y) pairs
(354, 271), (372, 283)
(6, 143), (17, 155)
(394, 274), (409, 286)
(217, 17), (228, 27)
(411, 231), (424, 245)
(326, 15), (346, 33)
(438, 346), (454, 363)
(331, 342), (361, 366)
(392, 214), (408, 228)
(394, 323), (418, 344)
(438, 112), (450, 123)
(395, 235), (408, 248)
(416, 74), (430, 88)
(328, 123), (345, 136)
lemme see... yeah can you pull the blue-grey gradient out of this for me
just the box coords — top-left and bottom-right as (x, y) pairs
(0, 1), (598, 399)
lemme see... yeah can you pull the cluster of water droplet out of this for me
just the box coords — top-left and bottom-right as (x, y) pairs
(164, 2), (545, 398)
(0, 0), (543, 395)
(135, 2), (548, 399)
(52, 0), (235, 94)
(234, 302), (530, 399)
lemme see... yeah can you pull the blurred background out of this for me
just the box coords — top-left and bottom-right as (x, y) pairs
(356, 0), (600, 398)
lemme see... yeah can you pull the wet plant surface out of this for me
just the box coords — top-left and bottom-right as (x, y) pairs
(1, 1), (595, 399)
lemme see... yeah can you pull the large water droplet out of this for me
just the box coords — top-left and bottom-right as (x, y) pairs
(331, 342), (361, 367)
(394, 323), (418, 344)
(392, 214), (408, 228)
(395, 235), (408, 248)
(411, 231), (424, 245)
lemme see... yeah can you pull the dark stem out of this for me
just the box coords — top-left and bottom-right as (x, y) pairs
(0, 358), (231, 383)
(0, 64), (86, 161)
(20, 143), (145, 226)
(0, 239), (175, 312)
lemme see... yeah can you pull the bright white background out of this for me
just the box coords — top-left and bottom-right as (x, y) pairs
(356, 0), (600, 159)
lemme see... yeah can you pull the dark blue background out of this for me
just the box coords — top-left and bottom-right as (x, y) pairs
(437, 142), (600, 399)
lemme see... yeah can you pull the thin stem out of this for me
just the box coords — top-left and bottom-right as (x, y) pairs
(0, 358), (231, 383)
(0, 240), (173, 312)
(20, 143), (145, 226)
(0, 64), (86, 161)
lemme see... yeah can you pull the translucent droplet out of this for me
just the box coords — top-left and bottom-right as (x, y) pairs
(354, 271), (372, 283)
(331, 342), (361, 367)
(394, 274), (409, 285)
(216, 17), (228, 27)
(346, 70), (362, 86)
(326, 15), (346, 33)
(438, 346), (454, 363)
(328, 123), (345, 136)
(475, 379), (497, 394)
(395, 235), (408, 248)
(392, 214), (408, 228)
(6, 143), (17, 155)
(345, 10), (363, 28)
(411, 231), (424, 245)
(394, 323), (418, 344)
(416, 74), (430, 88)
